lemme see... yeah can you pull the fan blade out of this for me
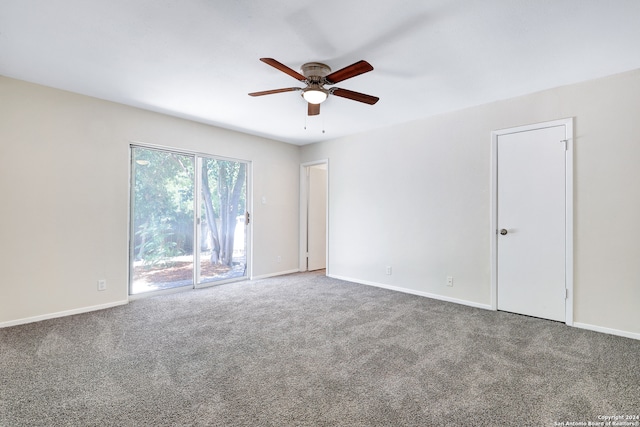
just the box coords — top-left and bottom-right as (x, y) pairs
(331, 88), (379, 105)
(308, 103), (320, 116)
(325, 60), (373, 84)
(260, 58), (307, 81)
(248, 87), (301, 97)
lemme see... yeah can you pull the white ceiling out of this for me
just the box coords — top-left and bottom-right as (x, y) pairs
(2, 1), (639, 145)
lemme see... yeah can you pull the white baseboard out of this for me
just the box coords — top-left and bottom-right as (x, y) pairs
(7, 278), (636, 342)
(0, 300), (129, 329)
(328, 274), (493, 311)
(251, 269), (301, 280)
(328, 275), (640, 341)
(573, 322), (640, 341)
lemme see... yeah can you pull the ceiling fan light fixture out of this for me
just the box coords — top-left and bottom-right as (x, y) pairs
(302, 87), (328, 104)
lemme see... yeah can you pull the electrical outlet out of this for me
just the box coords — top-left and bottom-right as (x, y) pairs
(97, 279), (107, 291)
(447, 276), (453, 287)
(386, 266), (392, 275)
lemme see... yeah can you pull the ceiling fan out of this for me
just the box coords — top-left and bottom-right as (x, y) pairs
(249, 58), (379, 116)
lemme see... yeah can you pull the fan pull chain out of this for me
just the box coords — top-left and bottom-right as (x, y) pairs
(303, 111), (326, 134)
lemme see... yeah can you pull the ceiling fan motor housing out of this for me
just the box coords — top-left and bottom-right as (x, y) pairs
(301, 62), (331, 83)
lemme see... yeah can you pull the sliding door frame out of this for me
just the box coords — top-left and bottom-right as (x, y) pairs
(128, 142), (252, 297)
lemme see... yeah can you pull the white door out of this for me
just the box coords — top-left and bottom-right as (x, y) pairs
(496, 124), (568, 322)
(307, 165), (327, 271)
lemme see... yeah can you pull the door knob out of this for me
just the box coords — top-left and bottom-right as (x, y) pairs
(500, 229), (508, 235)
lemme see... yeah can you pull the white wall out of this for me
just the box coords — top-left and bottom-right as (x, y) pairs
(0, 76), (300, 326)
(3, 69), (639, 339)
(301, 69), (640, 338)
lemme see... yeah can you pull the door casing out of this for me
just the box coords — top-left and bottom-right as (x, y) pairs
(299, 159), (329, 273)
(489, 118), (574, 325)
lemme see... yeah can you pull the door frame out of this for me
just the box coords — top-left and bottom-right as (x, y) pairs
(489, 118), (574, 325)
(299, 159), (329, 273)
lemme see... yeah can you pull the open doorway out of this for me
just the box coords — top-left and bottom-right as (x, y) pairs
(300, 160), (328, 273)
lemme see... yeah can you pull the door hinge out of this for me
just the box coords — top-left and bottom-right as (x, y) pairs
(560, 139), (568, 151)
(245, 211), (250, 225)
(565, 288), (569, 299)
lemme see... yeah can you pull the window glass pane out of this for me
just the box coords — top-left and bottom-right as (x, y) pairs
(199, 158), (247, 283)
(130, 147), (194, 294)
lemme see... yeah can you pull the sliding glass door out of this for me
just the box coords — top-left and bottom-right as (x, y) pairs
(130, 146), (249, 295)
(198, 157), (247, 284)
(130, 148), (194, 294)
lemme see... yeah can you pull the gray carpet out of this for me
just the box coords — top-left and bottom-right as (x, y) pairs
(1, 271), (638, 426)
